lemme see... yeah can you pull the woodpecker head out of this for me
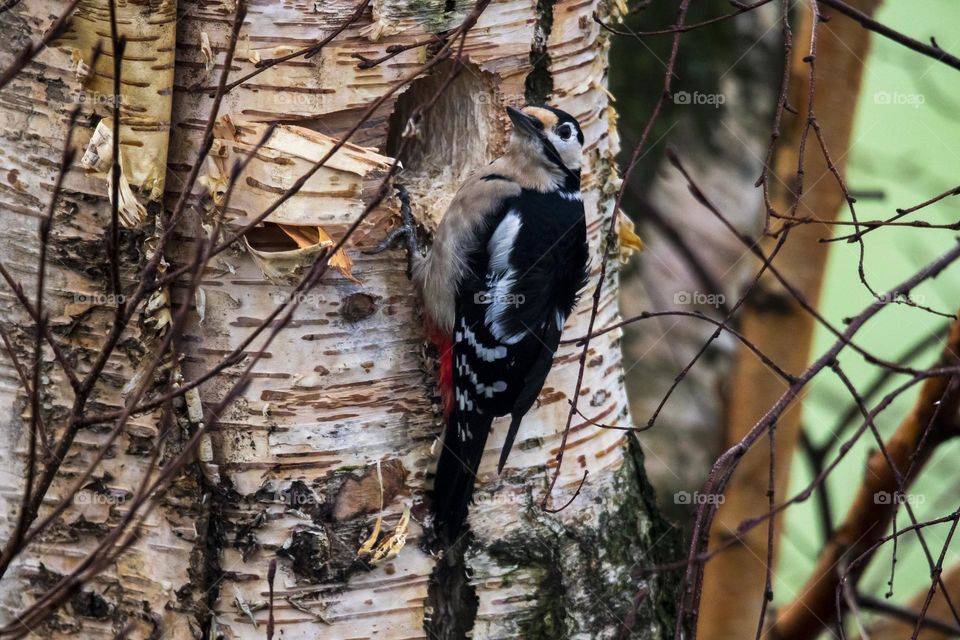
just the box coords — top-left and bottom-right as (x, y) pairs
(506, 105), (584, 177)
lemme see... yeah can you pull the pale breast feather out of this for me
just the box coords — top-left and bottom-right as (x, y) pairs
(414, 170), (520, 333)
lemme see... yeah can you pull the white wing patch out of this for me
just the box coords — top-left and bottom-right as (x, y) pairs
(483, 211), (529, 344)
(485, 272), (527, 344)
(490, 319), (527, 345)
(487, 210), (521, 274)
(486, 276), (528, 345)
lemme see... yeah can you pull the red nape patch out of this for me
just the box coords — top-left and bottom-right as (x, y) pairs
(426, 322), (454, 419)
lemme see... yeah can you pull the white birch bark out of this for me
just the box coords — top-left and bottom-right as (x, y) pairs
(0, 0), (679, 637)
(0, 2), (201, 638)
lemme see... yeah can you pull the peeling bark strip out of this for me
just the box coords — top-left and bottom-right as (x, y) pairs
(65, 0), (177, 223)
(0, 0), (675, 638)
(202, 119), (392, 283)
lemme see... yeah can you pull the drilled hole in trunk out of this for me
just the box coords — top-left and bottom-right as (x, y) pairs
(385, 59), (506, 227)
(246, 223), (321, 252)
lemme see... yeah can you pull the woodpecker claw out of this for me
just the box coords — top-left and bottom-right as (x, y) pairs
(363, 184), (423, 275)
(363, 226), (408, 255)
(396, 184), (422, 258)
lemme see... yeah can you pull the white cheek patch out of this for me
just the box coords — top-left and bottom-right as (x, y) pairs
(546, 132), (582, 171)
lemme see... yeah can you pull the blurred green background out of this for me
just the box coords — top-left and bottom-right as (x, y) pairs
(781, 0), (960, 616)
(609, 0), (960, 630)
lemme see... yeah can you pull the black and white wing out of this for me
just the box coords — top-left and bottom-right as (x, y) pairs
(432, 186), (588, 539)
(459, 189), (588, 466)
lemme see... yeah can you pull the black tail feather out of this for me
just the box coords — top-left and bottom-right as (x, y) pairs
(497, 321), (561, 474)
(497, 413), (523, 474)
(432, 410), (494, 543)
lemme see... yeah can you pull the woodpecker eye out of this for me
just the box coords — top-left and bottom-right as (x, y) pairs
(557, 124), (573, 141)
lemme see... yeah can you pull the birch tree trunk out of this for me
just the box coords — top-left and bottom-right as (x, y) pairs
(0, 2), (202, 638)
(0, 1), (678, 638)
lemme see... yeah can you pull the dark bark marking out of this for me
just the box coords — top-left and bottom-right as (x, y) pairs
(525, 0), (555, 105)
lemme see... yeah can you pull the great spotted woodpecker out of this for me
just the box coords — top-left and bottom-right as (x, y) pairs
(370, 105), (589, 540)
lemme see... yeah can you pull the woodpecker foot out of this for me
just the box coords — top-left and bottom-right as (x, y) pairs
(364, 184), (423, 260)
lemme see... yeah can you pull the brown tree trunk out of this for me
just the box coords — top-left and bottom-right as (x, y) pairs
(772, 316), (960, 639)
(697, 1), (882, 638)
(865, 565), (960, 640)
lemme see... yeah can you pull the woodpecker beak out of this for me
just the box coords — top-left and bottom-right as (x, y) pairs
(507, 106), (543, 139)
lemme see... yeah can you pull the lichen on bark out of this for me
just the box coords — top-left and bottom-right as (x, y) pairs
(473, 436), (680, 639)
